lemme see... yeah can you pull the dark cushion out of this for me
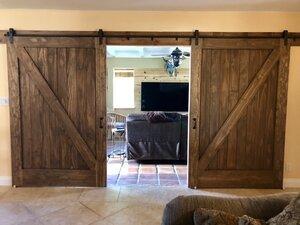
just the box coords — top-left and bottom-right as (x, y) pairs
(127, 113), (147, 122)
(267, 194), (300, 225)
(146, 112), (182, 123)
(194, 208), (266, 225)
(146, 112), (170, 123)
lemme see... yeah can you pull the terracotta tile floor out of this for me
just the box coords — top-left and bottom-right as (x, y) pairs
(107, 157), (187, 186)
(107, 141), (187, 186)
(0, 186), (299, 225)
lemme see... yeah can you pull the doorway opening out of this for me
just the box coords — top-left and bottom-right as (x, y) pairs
(106, 45), (191, 186)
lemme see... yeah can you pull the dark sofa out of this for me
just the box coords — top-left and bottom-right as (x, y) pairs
(126, 113), (188, 161)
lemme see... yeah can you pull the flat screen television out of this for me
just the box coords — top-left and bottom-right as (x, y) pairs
(141, 82), (189, 112)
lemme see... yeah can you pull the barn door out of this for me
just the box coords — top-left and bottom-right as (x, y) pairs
(189, 38), (290, 188)
(7, 35), (107, 187)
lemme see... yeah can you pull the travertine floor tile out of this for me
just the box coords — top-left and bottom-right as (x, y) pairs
(118, 186), (176, 205)
(24, 199), (74, 217)
(104, 203), (164, 225)
(79, 187), (120, 202)
(39, 202), (100, 225)
(90, 218), (114, 225)
(80, 201), (130, 218)
(0, 202), (36, 225)
(14, 217), (44, 225)
(0, 188), (45, 203)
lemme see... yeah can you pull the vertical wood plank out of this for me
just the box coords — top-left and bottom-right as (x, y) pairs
(236, 50), (249, 169)
(208, 50), (220, 169)
(227, 50), (239, 169)
(263, 66), (277, 169)
(7, 44), (23, 186)
(66, 48), (77, 169)
(57, 47), (68, 169)
(245, 50), (259, 169)
(273, 41), (290, 188)
(19, 56), (32, 169)
(255, 51), (271, 169)
(199, 49), (211, 161)
(41, 48), (51, 169)
(76, 48), (88, 169)
(47, 48), (60, 169)
(29, 48), (43, 169)
(95, 37), (107, 187)
(218, 50), (230, 169)
(188, 39), (202, 188)
(85, 48), (96, 156)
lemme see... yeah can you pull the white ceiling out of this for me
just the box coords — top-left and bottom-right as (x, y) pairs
(0, 0), (300, 11)
(107, 46), (191, 58)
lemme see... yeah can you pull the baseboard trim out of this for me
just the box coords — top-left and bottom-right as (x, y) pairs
(0, 176), (12, 186)
(283, 178), (300, 188)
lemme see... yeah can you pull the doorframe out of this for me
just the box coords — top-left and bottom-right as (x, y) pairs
(2, 29), (299, 188)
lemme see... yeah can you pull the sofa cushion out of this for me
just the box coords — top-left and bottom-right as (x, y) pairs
(194, 208), (266, 225)
(127, 113), (147, 122)
(146, 111), (169, 123)
(267, 194), (300, 225)
(145, 112), (182, 123)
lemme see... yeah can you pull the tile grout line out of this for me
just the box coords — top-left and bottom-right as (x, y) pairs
(117, 186), (121, 201)
(136, 163), (141, 185)
(173, 165), (182, 185)
(79, 201), (101, 216)
(116, 157), (125, 185)
(22, 202), (46, 224)
(156, 164), (161, 186)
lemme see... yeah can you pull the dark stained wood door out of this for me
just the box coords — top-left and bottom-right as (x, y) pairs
(7, 36), (107, 187)
(189, 38), (290, 188)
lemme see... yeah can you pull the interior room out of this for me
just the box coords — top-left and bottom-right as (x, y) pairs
(106, 46), (190, 186)
(0, 1), (300, 225)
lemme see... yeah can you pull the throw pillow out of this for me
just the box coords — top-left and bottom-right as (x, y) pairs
(194, 208), (266, 225)
(267, 194), (300, 225)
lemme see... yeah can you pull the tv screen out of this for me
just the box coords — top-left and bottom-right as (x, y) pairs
(141, 82), (189, 112)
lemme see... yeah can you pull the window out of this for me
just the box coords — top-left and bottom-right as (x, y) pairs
(113, 69), (135, 109)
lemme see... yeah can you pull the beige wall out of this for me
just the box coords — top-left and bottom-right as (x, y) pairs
(0, 10), (299, 184)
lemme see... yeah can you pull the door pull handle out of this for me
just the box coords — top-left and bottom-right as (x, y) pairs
(99, 117), (104, 129)
(192, 118), (197, 129)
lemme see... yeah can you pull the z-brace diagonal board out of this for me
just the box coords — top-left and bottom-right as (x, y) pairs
(17, 46), (97, 170)
(198, 48), (281, 174)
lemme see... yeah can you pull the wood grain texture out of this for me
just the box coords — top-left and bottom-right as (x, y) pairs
(7, 43), (22, 186)
(197, 48), (280, 174)
(188, 39), (203, 189)
(202, 38), (280, 49)
(95, 37), (107, 187)
(7, 35), (106, 186)
(273, 41), (291, 188)
(198, 170), (277, 188)
(106, 37), (191, 46)
(188, 37), (289, 188)
(226, 50), (239, 169)
(18, 47), (97, 170)
(14, 37), (94, 48)
(21, 169), (96, 187)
